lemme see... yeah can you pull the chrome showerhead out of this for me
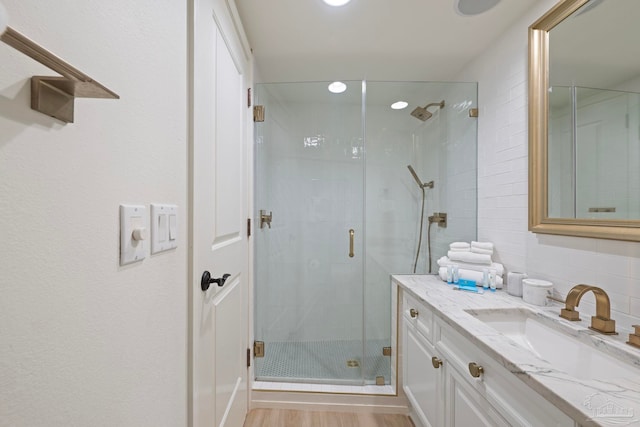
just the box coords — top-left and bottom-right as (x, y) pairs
(410, 100), (445, 122)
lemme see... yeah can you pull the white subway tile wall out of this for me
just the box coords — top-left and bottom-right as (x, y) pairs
(255, 82), (478, 345)
(459, 0), (640, 327)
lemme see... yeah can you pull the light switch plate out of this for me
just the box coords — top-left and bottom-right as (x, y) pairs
(120, 204), (147, 265)
(151, 204), (178, 254)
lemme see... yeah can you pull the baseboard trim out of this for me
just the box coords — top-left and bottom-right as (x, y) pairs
(251, 390), (410, 415)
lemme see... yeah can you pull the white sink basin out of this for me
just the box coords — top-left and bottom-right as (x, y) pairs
(465, 308), (637, 381)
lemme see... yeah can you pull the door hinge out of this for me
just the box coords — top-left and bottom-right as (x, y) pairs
(247, 218), (252, 237)
(254, 341), (265, 358)
(247, 348), (251, 367)
(247, 88), (252, 108)
(469, 108), (479, 118)
(383, 346), (392, 356)
(253, 105), (265, 122)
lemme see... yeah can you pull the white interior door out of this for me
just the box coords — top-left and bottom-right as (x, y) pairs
(190, 0), (252, 426)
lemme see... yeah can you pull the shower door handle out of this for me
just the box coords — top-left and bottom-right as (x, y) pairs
(349, 229), (355, 258)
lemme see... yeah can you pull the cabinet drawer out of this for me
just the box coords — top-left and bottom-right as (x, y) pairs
(403, 326), (442, 427)
(436, 320), (574, 427)
(402, 292), (434, 343)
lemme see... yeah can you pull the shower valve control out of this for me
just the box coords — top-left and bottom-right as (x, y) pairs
(429, 212), (448, 228)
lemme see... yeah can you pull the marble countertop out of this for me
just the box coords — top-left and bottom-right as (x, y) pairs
(393, 274), (640, 427)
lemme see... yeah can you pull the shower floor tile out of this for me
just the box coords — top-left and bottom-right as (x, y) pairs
(255, 339), (391, 385)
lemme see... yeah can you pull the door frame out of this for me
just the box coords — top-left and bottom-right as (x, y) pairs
(187, 0), (254, 424)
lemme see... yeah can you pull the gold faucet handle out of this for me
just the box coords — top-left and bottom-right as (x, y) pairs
(628, 325), (640, 349)
(560, 308), (580, 321)
(590, 316), (617, 335)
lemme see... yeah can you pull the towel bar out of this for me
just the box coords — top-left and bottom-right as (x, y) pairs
(1, 26), (119, 123)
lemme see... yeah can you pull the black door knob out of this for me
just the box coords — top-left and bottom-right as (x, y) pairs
(201, 271), (231, 291)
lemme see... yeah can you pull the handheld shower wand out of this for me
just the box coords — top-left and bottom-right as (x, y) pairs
(407, 165), (434, 274)
(407, 165), (434, 189)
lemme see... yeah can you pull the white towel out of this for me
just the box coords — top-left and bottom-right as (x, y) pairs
(437, 256), (504, 276)
(449, 247), (470, 252)
(471, 247), (493, 255)
(450, 242), (470, 250)
(471, 241), (494, 250)
(448, 251), (492, 265)
(438, 267), (503, 288)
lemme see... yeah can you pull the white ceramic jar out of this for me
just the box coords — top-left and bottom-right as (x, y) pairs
(507, 272), (527, 297)
(522, 279), (553, 306)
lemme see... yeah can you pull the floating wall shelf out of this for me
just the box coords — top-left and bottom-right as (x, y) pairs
(1, 26), (119, 123)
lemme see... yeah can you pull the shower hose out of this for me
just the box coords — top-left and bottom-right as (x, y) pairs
(412, 187), (425, 274)
(412, 186), (433, 274)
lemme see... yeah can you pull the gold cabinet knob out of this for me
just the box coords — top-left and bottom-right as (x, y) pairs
(468, 362), (484, 378)
(431, 356), (443, 369)
(409, 308), (419, 318)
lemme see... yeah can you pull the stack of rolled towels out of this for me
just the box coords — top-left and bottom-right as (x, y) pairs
(438, 241), (504, 288)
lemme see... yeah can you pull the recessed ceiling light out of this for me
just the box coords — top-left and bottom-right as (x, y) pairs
(323, 0), (351, 6)
(391, 101), (408, 110)
(455, 0), (500, 16)
(328, 81), (347, 94)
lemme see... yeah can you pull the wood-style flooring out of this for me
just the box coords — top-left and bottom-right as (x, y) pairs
(243, 409), (414, 427)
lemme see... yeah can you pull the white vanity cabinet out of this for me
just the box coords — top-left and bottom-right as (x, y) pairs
(401, 289), (575, 427)
(436, 318), (574, 427)
(402, 292), (441, 427)
(445, 363), (509, 427)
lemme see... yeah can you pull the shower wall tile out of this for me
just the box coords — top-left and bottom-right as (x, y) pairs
(458, 0), (640, 329)
(257, 94), (365, 343)
(257, 82), (478, 346)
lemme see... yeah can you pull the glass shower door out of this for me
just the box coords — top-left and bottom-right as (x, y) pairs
(253, 81), (367, 385)
(253, 80), (478, 387)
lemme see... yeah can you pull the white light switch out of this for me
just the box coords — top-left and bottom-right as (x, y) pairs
(120, 204), (147, 265)
(158, 213), (168, 242)
(169, 215), (177, 241)
(151, 204), (178, 254)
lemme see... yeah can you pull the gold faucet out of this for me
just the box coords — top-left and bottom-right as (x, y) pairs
(628, 325), (640, 349)
(559, 284), (617, 335)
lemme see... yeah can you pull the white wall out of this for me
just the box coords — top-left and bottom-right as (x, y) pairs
(0, 1), (188, 426)
(459, 0), (640, 329)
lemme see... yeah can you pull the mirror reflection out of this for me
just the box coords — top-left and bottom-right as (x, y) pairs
(547, 0), (640, 220)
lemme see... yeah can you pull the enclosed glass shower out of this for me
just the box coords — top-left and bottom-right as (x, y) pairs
(253, 81), (477, 387)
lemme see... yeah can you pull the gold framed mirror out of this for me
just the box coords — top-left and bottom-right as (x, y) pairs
(529, 0), (640, 241)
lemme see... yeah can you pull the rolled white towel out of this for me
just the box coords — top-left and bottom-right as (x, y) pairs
(448, 251), (492, 265)
(437, 256), (504, 276)
(471, 241), (494, 250)
(471, 247), (493, 256)
(449, 247), (470, 252)
(438, 267), (503, 288)
(450, 242), (470, 250)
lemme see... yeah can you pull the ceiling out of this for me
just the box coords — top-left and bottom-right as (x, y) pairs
(235, 0), (542, 83)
